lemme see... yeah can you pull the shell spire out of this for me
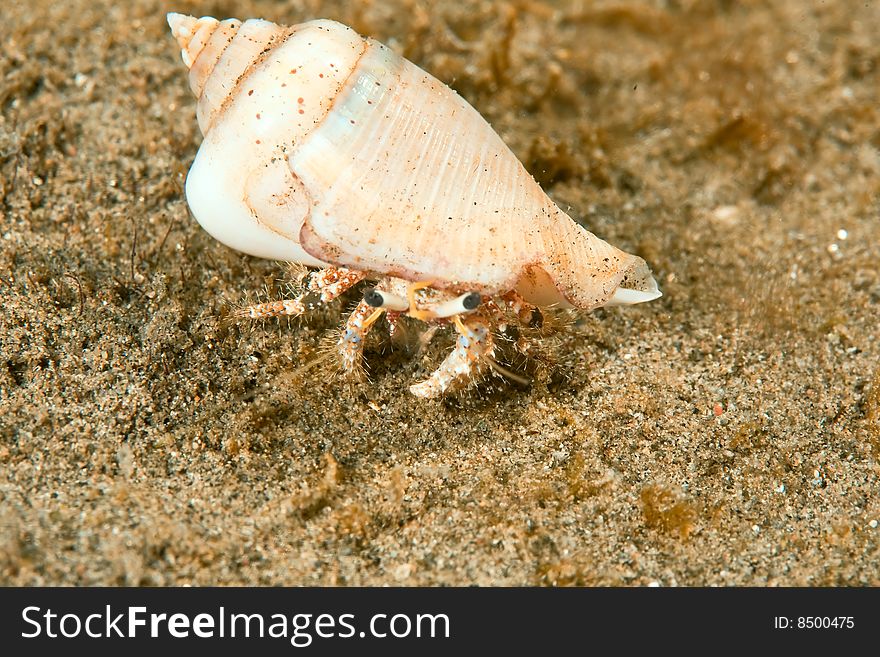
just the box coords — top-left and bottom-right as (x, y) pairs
(167, 13), (287, 135)
(167, 13), (218, 69)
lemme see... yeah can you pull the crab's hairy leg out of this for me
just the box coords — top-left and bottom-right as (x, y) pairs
(306, 267), (366, 299)
(409, 313), (494, 398)
(236, 267), (366, 320)
(385, 311), (403, 339)
(338, 300), (385, 377)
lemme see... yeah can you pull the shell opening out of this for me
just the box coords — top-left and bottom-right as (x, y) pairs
(605, 259), (662, 307)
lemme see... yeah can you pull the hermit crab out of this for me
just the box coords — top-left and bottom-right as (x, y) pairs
(167, 12), (661, 398)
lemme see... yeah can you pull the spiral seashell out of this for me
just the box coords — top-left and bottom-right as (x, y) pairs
(167, 12), (660, 311)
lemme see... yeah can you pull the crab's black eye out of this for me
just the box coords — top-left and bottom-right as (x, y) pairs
(363, 289), (384, 307)
(462, 292), (481, 310)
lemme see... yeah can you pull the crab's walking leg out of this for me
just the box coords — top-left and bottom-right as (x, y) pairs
(338, 300), (385, 376)
(236, 267), (366, 320)
(385, 311), (403, 339)
(409, 313), (495, 398)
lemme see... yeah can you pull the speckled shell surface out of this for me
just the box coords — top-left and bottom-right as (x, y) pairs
(169, 14), (660, 310)
(182, 18), (364, 267)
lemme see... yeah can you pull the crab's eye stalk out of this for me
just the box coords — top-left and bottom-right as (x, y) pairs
(429, 291), (483, 318)
(462, 292), (481, 311)
(362, 288), (410, 311)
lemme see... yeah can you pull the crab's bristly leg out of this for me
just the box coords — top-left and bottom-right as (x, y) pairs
(409, 313), (495, 398)
(306, 267), (367, 299)
(235, 294), (316, 320)
(385, 311), (403, 340)
(234, 266), (366, 320)
(338, 300), (385, 378)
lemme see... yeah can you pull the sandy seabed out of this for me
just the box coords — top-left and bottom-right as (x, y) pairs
(1, 0), (878, 586)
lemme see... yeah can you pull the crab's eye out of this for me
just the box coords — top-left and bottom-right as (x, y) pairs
(462, 292), (481, 311)
(363, 288), (384, 308)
